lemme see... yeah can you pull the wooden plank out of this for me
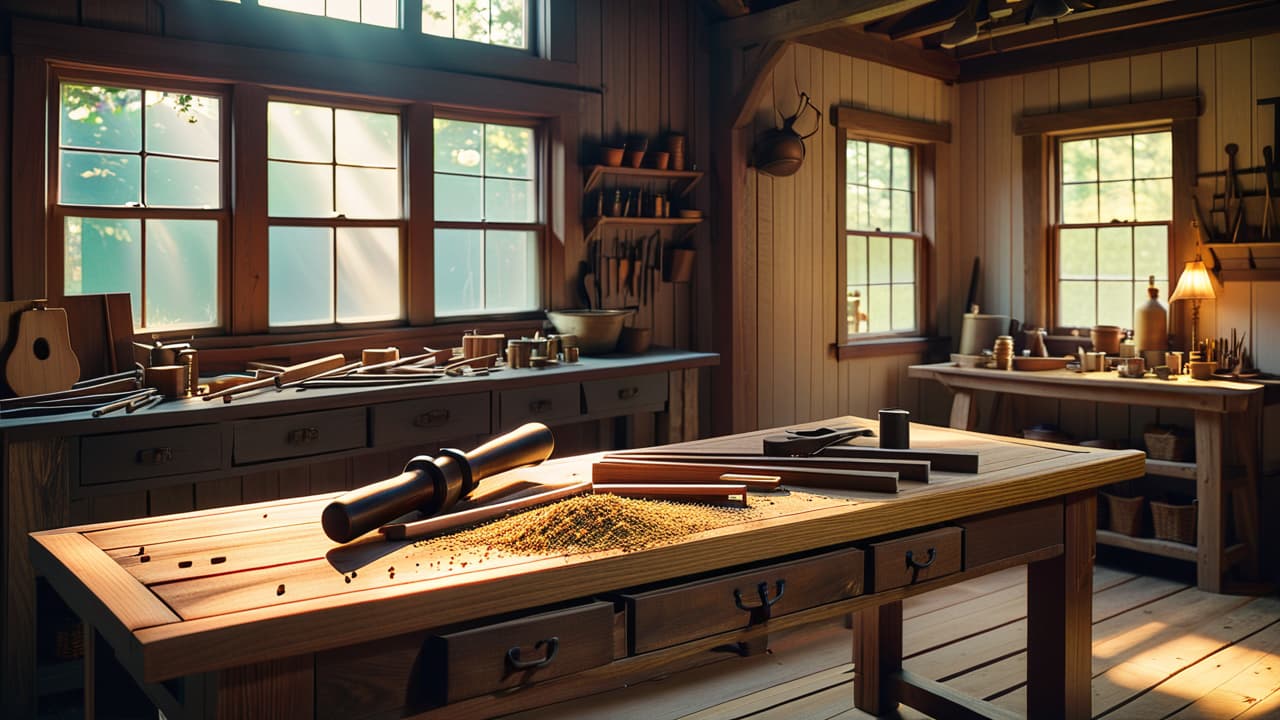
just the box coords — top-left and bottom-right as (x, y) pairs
(230, 83), (268, 334)
(11, 56), (47, 300)
(213, 653), (314, 718)
(854, 600), (903, 715)
(1131, 52), (1163, 103)
(832, 105), (951, 143)
(1195, 410), (1225, 592)
(799, 26), (958, 81)
(1089, 57), (1132, 107)
(1016, 95), (1202, 136)
(711, 0), (931, 49)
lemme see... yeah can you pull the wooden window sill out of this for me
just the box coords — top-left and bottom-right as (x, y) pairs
(834, 336), (949, 361)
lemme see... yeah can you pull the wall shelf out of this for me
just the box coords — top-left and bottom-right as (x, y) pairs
(1205, 241), (1280, 282)
(583, 216), (703, 244)
(583, 165), (703, 197)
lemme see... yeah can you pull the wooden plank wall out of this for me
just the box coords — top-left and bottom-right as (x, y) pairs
(742, 44), (956, 429)
(955, 34), (1280, 449)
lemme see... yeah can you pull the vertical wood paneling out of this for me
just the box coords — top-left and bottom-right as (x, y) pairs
(1089, 58), (1130, 106)
(1214, 40), (1254, 342)
(1130, 53), (1162, 102)
(822, 50), (841, 420)
(771, 48), (797, 426)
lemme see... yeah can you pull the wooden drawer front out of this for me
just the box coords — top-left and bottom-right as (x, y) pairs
(80, 425), (222, 486)
(497, 383), (581, 429)
(623, 547), (864, 654)
(868, 527), (962, 592)
(232, 408), (367, 465)
(582, 373), (668, 415)
(958, 501), (1063, 568)
(424, 602), (615, 705)
(371, 392), (490, 448)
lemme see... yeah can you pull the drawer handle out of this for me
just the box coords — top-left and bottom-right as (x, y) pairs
(137, 447), (173, 465)
(905, 547), (937, 583)
(413, 409), (451, 428)
(506, 636), (559, 671)
(287, 427), (320, 444)
(733, 580), (786, 624)
(529, 399), (552, 414)
(617, 386), (640, 400)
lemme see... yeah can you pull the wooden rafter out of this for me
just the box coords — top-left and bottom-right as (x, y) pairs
(864, 0), (969, 40)
(710, 0), (932, 49)
(799, 26), (960, 81)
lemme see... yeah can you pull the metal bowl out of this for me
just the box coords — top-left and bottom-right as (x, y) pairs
(545, 310), (634, 355)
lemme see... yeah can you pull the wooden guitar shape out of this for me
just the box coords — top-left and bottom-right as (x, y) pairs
(6, 305), (80, 396)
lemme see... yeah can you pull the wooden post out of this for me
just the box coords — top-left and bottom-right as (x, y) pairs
(1194, 410), (1224, 593)
(1026, 490), (1095, 719)
(949, 388), (978, 430)
(853, 600), (903, 716)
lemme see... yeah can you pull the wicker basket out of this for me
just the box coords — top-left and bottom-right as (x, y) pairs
(1102, 492), (1145, 537)
(1151, 500), (1197, 545)
(1144, 427), (1192, 461)
(54, 622), (84, 660)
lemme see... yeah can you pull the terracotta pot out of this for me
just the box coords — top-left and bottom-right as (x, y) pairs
(649, 151), (670, 170)
(664, 248), (695, 283)
(624, 150), (645, 168)
(1090, 325), (1124, 354)
(601, 146), (624, 167)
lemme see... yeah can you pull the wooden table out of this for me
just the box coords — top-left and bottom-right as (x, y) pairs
(30, 418), (1144, 719)
(908, 362), (1267, 593)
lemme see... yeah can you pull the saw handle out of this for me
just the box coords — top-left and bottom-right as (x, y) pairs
(462, 422), (557, 485)
(321, 469), (433, 544)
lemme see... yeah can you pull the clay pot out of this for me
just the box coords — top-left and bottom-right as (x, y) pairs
(601, 146), (624, 167)
(1090, 325), (1124, 354)
(649, 151), (670, 170)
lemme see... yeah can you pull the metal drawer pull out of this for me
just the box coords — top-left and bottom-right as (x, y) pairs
(137, 447), (173, 465)
(733, 579), (786, 624)
(506, 636), (559, 671)
(529, 399), (552, 414)
(413, 409), (451, 427)
(617, 386), (640, 400)
(906, 547), (937, 583)
(287, 427), (321, 444)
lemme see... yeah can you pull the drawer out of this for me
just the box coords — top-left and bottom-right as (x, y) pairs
(497, 383), (581, 429)
(232, 408), (367, 465)
(867, 527), (963, 593)
(423, 601), (616, 705)
(621, 547), (864, 654)
(80, 425), (222, 486)
(957, 501), (1063, 568)
(370, 392), (490, 448)
(582, 373), (668, 416)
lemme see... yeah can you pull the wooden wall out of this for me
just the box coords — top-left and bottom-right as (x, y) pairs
(953, 34), (1280, 448)
(738, 43), (955, 429)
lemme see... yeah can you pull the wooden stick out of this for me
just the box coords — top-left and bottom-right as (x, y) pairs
(604, 452), (931, 483)
(593, 483), (749, 507)
(277, 361), (361, 389)
(379, 480), (592, 541)
(125, 394), (163, 413)
(92, 388), (158, 417)
(817, 446), (980, 473)
(71, 368), (141, 389)
(444, 353), (498, 375)
(1, 376), (141, 408)
(21, 389), (142, 408)
(204, 354), (347, 402)
(300, 375), (445, 388)
(353, 351), (433, 374)
(591, 460), (898, 493)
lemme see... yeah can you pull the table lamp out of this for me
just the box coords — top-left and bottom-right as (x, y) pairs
(1169, 256), (1216, 358)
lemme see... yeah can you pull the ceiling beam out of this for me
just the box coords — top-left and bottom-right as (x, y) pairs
(702, 0), (749, 18)
(959, 2), (1280, 80)
(800, 27), (960, 81)
(711, 0), (932, 49)
(938, 0), (1176, 51)
(864, 0), (968, 41)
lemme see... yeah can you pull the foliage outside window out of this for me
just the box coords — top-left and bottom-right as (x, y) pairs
(267, 101), (404, 327)
(57, 82), (222, 331)
(423, 0), (527, 48)
(844, 138), (917, 337)
(434, 118), (540, 316)
(1056, 130), (1171, 329)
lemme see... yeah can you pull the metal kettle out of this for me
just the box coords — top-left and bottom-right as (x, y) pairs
(752, 92), (822, 177)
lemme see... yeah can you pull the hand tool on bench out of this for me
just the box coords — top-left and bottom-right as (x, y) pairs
(379, 477), (587, 541)
(761, 425), (874, 456)
(324, 422), (556, 543)
(203, 353), (347, 403)
(603, 452), (931, 483)
(591, 458), (899, 493)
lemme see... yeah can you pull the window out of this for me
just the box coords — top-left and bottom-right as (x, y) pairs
(843, 138), (918, 336)
(56, 81), (224, 331)
(1055, 130), (1171, 328)
(267, 100), (404, 326)
(251, 0), (400, 28)
(433, 117), (541, 316)
(422, 0), (527, 48)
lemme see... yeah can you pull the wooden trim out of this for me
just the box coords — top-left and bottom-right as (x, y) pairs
(232, 83), (269, 334)
(406, 102), (434, 325)
(711, 0), (932, 49)
(897, 670), (1021, 720)
(834, 336), (948, 361)
(798, 28), (959, 82)
(1022, 134), (1047, 327)
(833, 106), (951, 144)
(12, 56), (48, 300)
(1170, 118), (1197, 347)
(1015, 96), (1201, 137)
(730, 41), (790, 131)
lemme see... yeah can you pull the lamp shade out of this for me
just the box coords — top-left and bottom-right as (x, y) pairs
(1169, 258), (1216, 302)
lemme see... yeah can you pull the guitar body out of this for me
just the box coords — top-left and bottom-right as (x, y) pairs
(6, 307), (81, 396)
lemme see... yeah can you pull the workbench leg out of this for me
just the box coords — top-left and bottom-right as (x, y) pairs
(949, 389), (978, 431)
(1026, 491), (1095, 720)
(1194, 411), (1225, 593)
(853, 600), (903, 716)
(211, 654), (315, 719)
(1229, 400), (1261, 582)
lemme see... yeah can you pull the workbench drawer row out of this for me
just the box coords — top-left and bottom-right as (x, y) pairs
(75, 375), (668, 487)
(313, 501), (1064, 717)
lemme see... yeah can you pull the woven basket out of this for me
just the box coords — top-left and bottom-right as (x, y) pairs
(1151, 500), (1197, 545)
(1144, 428), (1191, 461)
(1102, 492), (1145, 537)
(54, 622), (84, 660)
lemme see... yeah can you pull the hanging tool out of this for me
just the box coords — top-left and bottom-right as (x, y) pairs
(1263, 146), (1277, 241)
(1226, 144), (1245, 242)
(1192, 193), (1216, 244)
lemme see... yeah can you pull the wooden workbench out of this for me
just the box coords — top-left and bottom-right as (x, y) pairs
(908, 362), (1267, 593)
(31, 418), (1143, 719)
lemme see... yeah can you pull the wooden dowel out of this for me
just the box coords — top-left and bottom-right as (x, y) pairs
(125, 394), (163, 413)
(592, 459), (899, 493)
(92, 389), (158, 418)
(354, 351), (433, 374)
(277, 361), (361, 389)
(593, 483), (749, 507)
(379, 480), (592, 541)
(1, 377), (141, 408)
(71, 369), (141, 389)
(604, 453), (931, 483)
(23, 390), (142, 408)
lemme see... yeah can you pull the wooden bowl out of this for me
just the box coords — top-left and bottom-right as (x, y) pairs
(545, 309), (633, 355)
(1012, 356), (1070, 371)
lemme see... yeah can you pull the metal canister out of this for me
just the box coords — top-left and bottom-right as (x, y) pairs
(178, 348), (199, 397)
(993, 335), (1014, 370)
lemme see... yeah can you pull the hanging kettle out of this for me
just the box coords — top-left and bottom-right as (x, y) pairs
(753, 92), (822, 177)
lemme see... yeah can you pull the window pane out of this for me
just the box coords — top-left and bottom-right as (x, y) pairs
(1134, 225), (1168, 281)
(434, 119), (484, 175)
(63, 217), (142, 326)
(1134, 178), (1171, 221)
(335, 109), (398, 168)
(847, 286), (868, 334)
(867, 142), (891, 188)
(145, 91), (220, 159)
(146, 157), (220, 208)
(435, 173), (484, 221)
(1061, 139), (1096, 183)
(892, 284), (915, 331)
(890, 191), (912, 232)
(486, 230), (538, 311)
(1097, 281), (1132, 328)
(1098, 180), (1134, 222)
(268, 102), (333, 163)
(423, 0), (454, 37)
(869, 188), (892, 231)
(847, 140), (867, 184)
(868, 236), (890, 284)
(60, 84), (141, 152)
(362, 0), (399, 27)
(1059, 228), (1095, 279)
(485, 178), (536, 222)
(1059, 281), (1096, 328)
(337, 227), (400, 322)
(454, 0), (490, 43)
(269, 161), (333, 217)
(269, 226), (334, 326)
(1097, 135), (1133, 182)
(892, 237), (914, 284)
(1133, 131), (1171, 179)
(60, 151), (140, 206)
(262, 0), (324, 16)
(485, 124), (534, 179)
(435, 228), (484, 315)
(336, 166), (400, 218)
(847, 235), (867, 285)
(867, 285), (891, 333)
(1097, 226), (1132, 280)
(891, 146), (911, 190)
(1061, 183), (1097, 224)
(330, 0), (361, 21)
(490, 0), (526, 48)
(847, 185), (868, 231)
(145, 219), (218, 329)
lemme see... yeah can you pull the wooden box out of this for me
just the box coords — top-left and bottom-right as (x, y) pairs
(866, 527), (962, 592)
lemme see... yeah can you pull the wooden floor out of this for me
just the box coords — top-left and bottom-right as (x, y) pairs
(522, 564), (1280, 719)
